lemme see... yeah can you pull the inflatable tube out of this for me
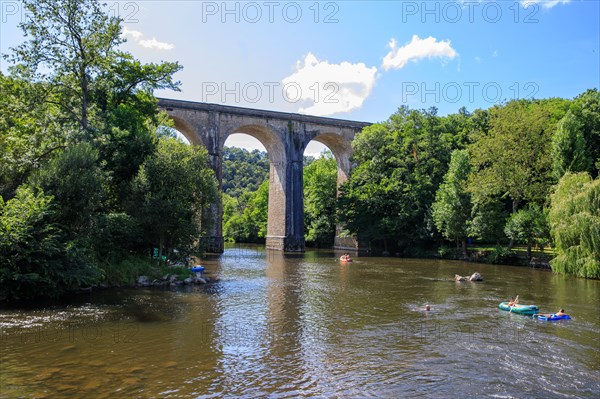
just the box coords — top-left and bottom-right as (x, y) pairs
(190, 266), (205, 273)
(534, 314), (571, 321)
(498, 302), (539, 315)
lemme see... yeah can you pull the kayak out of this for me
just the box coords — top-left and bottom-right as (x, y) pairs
(190, 266), (205, 273)
(498, 302), (539, 315)
(534, 314), (571, 321)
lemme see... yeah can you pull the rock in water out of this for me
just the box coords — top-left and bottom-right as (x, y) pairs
(455, 274), (467, 282)
(469, 272), (483, 281)
(137, 276), (150, 286)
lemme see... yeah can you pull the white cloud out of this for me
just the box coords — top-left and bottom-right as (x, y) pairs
(139, 38), (175, 51)
(520, 0), (571, 9)
(382, 35), (458, 71)
(122, 27), (143, 40)
(492, 50), (498, 57)
(122, 27), (175, 50)
(474, 56), (482, 63)
(281, 53), (378, 116)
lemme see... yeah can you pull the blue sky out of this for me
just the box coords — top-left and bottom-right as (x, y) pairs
(1, 0), (598, 155)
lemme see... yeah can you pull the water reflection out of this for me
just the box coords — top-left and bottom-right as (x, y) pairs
(0, 245), (598, 398)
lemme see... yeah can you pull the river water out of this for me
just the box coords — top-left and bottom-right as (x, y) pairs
(1, 245), (599, 398)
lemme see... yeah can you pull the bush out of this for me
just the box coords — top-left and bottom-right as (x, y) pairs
(0, 187), (100, 301)
(437, 246), (462, 260)
(486, 246), (519, 265)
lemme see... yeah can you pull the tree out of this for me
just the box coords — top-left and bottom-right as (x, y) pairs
(504, 205), (549, 260)
(5, 0), (182, 208)
(548, 173), (600, 278)
(469, 99), (570, 215)
(222, 147), (269, 198)
(0, 73), (66, 198)
(28, 143), (105, 236)
(6, 0), (181, 134)
(338, 106), (461, 253)
(240, 180), (269, 242)
(551, 111), (592, 179)
(304, 152), (337, 247)
(129, 137), (218, 259)
(468, 196), (508, 244)
(565, 89), (600, 177)
(432, 150), (472, 256)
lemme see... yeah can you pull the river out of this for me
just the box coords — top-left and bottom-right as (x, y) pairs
(1, 244), (599, 398)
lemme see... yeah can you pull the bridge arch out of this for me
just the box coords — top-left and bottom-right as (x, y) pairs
(221, 125), (287, 241)
(168, 115), (202, 146)
(307, 132), (353, 188)
(158, 97), (370, 252)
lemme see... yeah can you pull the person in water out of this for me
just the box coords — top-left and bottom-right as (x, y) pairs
(508, 295), (520, 306)
(555, 308), (566, 316)
(425, 304), (431, 311)
(340, 253), (352, 262)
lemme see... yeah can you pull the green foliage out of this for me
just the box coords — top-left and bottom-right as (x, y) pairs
(485, 246), (519, 265)
(468, 196), (508, 244)
(91, 212), (140, 262)
(504, 205), (549, 258)
(99, 256), (152, 285)
(7, 0), (181, 134)
(469, 98), (570, 211)
(28, 143), (105, 235)
(548, 173), (600, 278)
(551, 110), (592, 179)
(0, 73), (67, 198)
(129, 137), (218, 257)
(437, 246), (462, 260)
(569, 89), (600, 176)
(338, 106), (467, 252)
(304, 152), (337, 247)
(241, 180), (270, 241)
(222, 147), (269, 198)
(432, 149), (472, 249)
(0, 187), (100, 301)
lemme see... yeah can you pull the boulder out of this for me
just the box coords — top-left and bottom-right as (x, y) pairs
(137, 276), (150, 286)
(469, 272), (483, 282)
(455, 274), (467, 282)
(183, 277), (193, 284)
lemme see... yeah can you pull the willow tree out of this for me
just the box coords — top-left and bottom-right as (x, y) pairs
(548, 173), (600, 278)
(551, 111), (592, 179)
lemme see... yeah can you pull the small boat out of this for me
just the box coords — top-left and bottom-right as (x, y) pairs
(190, 265), (205, 273)
(498, 302), (539, 315)
(534, 314), (571, 321)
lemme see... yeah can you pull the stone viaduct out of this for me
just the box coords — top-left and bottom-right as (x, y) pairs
(157, 97), (371, 253)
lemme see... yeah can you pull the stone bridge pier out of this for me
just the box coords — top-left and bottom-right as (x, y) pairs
(157, 98), (370, 253)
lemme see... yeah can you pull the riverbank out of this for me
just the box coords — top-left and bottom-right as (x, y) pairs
(433, 246), (553, 269)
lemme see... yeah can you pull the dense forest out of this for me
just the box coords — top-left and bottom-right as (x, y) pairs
(1, 0), (599, 301)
